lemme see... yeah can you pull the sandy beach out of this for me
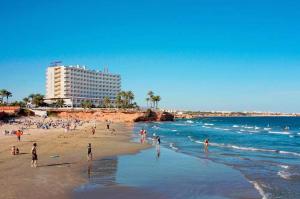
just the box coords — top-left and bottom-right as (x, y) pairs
(0, 117), (149, 199)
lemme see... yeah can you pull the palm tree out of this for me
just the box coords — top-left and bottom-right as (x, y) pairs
(151, 95), (161, 109)
(29, 93), (35, 101)
(116, 94), (123, 108)
(155, 95), (161, 109)
(23, 97), (30, 108)
(147, 91), (154, 108)
(103, 96), (111, 108)
(146, 97), (150, 107)
(127, 91), (134, 105)
(31, 94), (45, 107)
(5, 91), (12, 103)
(151, 95), (156, 109)
(81, 100), (93, 109)
(55, 98), (65, 107)
(147, 91), (154, 98)
(0, 89), (7, 104)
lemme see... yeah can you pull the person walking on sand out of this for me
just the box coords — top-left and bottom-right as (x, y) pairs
(16, 129), (23, 142)
(92, 127), (96, 135)
(31, 143), (38, 168)
(87, 143), (93, 161)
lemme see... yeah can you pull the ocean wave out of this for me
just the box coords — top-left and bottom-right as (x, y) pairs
(193, 140), (300, 157)
(186, 120), (194, 124)
(202, 125), (211, 129)
(277, 170), (292, 180)
(187, 136), (194, 141)
(233, 125), (240, 128)
(268, 131), (291, 135)
(279, 165), (289, 169)
(289, 135), (295, 138)
(204, 123), (214, 126)
(249, 130), (260, 133)
(264, 128), (272, 131)
(169, 143), (179, 151)
(171, 129), (178, 132)
(249, 181), (270, 199)
(279, 150), (300, 157)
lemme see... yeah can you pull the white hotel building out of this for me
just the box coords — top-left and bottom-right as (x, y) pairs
(46, 65), (121, 107)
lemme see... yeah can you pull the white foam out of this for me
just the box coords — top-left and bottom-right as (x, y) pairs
(268, 131), (291, 135)
(279, 164), (289, 169)
(279, 150), (300, 157)
(187, 136), (194, 141)
(277, 170), (292, 180)
(264, 128), (272, 131)
(186, 120), (194, 124)
(171, 129), (178, 132)
(204, 123), (214, 126)
(233, 125), (239, 128)
(192, 140), (300, 157)
(169, 143), (179, 151)
(249, 181), (270, 199)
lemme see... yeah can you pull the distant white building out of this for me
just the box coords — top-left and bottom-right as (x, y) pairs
(45, 64), (121, 107)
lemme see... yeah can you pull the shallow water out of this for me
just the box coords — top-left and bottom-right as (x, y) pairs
(74, 147), (260, 199)
(134, 117), (300, 199)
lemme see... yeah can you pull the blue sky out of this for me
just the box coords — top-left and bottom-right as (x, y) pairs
(1, 0), (300, 112)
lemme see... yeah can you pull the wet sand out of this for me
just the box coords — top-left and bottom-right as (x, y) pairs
(0, 120), (149, 199)
(73, 147), (261, 199)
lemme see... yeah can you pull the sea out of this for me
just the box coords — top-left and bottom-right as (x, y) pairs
(134, 117), (300, 199)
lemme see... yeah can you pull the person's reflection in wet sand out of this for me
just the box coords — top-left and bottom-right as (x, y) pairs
(156, 144), (160, 159)
(88, 162), (93, 179)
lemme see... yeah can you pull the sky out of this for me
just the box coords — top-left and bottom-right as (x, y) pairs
(1, 0), (300, 112)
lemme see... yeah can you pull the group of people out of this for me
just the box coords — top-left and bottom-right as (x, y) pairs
(2, 118), (86, 135)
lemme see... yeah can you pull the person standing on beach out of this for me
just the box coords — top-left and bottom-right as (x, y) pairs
(87, 143), (93, 161)
(16, 130), (23, 141)
(106, 120), (110, 130)
(92, 127), (96, 135)
(31, 143), (38, 168)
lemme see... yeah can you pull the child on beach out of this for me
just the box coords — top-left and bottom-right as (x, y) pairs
(31, 143), (38, 168)
(16, 130), (23, 141)
(87, 143), (93, 161)
(11, 146), (16, 155)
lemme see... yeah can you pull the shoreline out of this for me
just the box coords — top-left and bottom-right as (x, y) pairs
(73, 147), (261, 199)
(0, 119), (150, 199)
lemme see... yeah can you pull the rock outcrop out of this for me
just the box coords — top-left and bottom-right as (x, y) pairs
(51, 109), (175, 123)
(134, 110), (174, 122)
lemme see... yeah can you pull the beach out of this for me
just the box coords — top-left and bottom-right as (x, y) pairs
(1, 116), (300, 199)
(0, 118), (149, 199)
